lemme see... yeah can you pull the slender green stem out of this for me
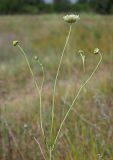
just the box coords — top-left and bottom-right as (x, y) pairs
(37, 59), (45, 92)
(49, 150), (52, 160)
(17, 45), (45, 138)
(37, 59), (45, 139)
(50, 25), (72, 137)
(80, 53), (85, 72)
(52, 52), (102, 150)
(62, 99), (106, 134)
(18, 45), (40, 93)
(83, 58), (85, 72)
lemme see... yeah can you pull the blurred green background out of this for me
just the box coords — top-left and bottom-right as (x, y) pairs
(0, 0), (113, 14)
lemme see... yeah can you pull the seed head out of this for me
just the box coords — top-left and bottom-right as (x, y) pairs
(13, 40), (19, 46)
(94, 48), (100, 54)
(63, 14), (80, 24)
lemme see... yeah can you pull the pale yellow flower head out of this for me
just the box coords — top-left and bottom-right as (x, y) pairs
(63, 14), (80, 23)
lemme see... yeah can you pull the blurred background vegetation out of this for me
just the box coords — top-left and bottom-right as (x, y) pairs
(0, 0), (113, 14)
(0, 13), (113, 159)
(0, 0), (113, 160)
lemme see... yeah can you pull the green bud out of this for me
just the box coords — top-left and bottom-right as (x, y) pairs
(13, 40), (19, 46)
(34, 56), (38, 61)
(94, 48), (100, 54)
(78, 50), (85, 72)
(78, 50), (84, 54)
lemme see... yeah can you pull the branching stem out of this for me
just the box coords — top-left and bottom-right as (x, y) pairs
(52, 52), (102, 150)
(17, 45), (45, 139)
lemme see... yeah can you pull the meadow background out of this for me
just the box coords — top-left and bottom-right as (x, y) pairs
(0, 1), (113, 160)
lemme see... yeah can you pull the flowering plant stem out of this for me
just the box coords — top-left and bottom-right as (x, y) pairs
(49, 149), (52, 160)
(81, 55), (85, 72)
(50, 25), (72, 139)
(51, 52), (102, 152)
(17, 45), (45, 139)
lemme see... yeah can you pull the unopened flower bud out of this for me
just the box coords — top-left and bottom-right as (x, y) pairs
(78, 50), (85, 58)
(78, 50), (84, 54)
(94, 48), (100, 54)
(34, 56), (38, 61)
(13, 40), (19, 46)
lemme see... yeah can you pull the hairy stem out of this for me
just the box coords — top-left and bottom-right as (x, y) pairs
(17, 45), (45, 138)
(37, 59), (45, 139)
(52, 52), (102, 150)
(50, 25), (72, 137)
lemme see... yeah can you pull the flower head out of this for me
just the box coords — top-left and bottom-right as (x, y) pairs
(13, 40), (19, 46)
(63, 14), (80, 24)
(94, 48), (100, 54)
